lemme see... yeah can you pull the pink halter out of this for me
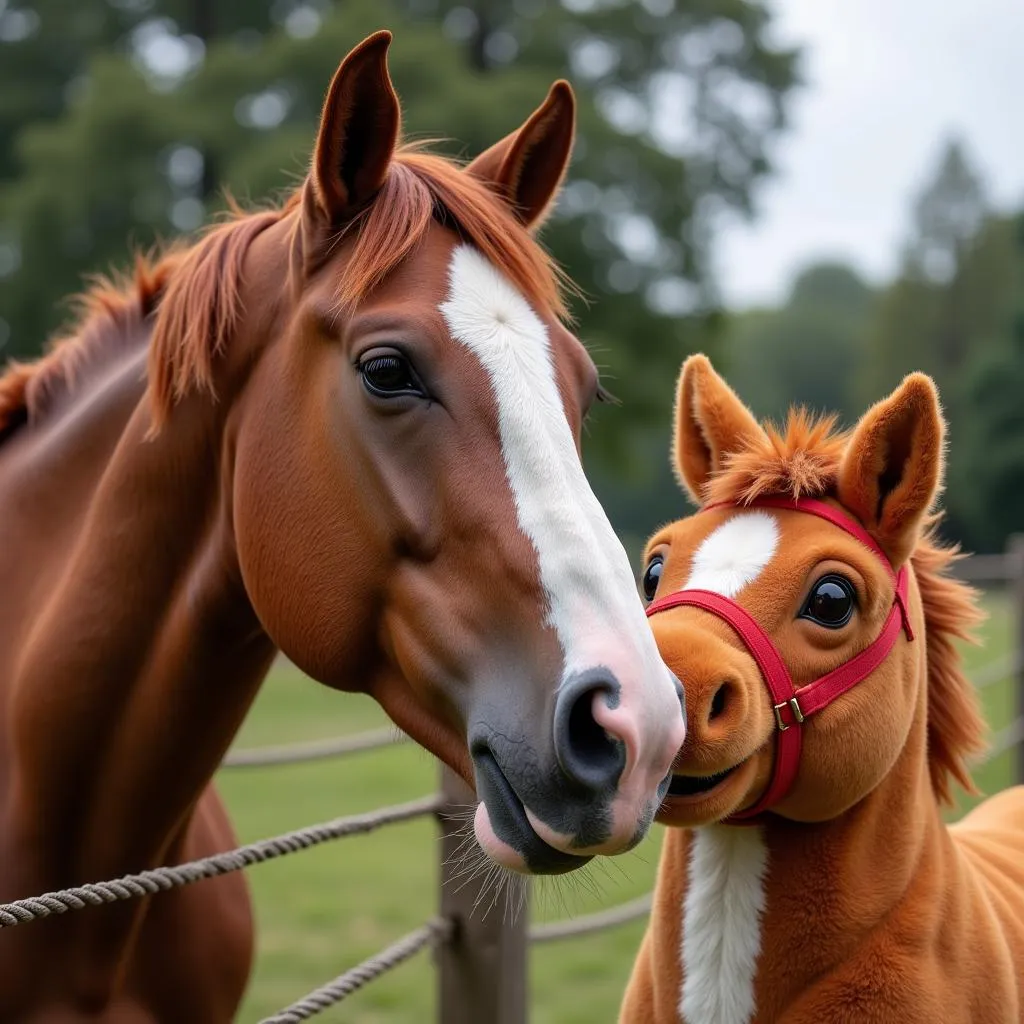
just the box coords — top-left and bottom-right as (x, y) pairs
(645, 497), (913, 821)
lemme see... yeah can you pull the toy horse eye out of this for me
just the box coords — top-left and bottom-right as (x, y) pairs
(359, 353), (425, 398)
(800, 574), (856, 628)
(642, 556), (664, 602)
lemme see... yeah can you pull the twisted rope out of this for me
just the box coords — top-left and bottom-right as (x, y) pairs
(529, 892), (652, 944)
(971, 653), (1024, 690)
(983, 716), (1024, 761)
(0, 795), (439, 929)
(222, 727), (407, 768)
(258, 917), (453, 1024)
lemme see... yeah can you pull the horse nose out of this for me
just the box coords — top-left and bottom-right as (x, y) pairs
(670, 670), (687, 728)
(694, 676), (745, 736)
(553, 670), (628, 793)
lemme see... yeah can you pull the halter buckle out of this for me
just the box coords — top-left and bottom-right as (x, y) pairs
(773, 696), (805, 732)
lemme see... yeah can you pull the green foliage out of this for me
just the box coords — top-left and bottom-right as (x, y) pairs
(855, 139), (1024, 552)
(858, 137), (990, 406)
(722, 261), (874, 426)
(950, 316), (1024, 553)
(0, 0), (800, 505)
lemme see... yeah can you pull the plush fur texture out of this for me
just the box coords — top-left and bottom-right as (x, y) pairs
(683, 511), (780, 598)
(623, 356), (1022, 1023)
(673, 353), (765, 504)
(680, 827), (768, 1024)
(837, 372), (945, 568)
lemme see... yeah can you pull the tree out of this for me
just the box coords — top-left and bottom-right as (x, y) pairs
(0, 0), (800, 542)
(858, 137), (987, 405)
(950, 324), (1024, 553)
(944, 211), (1024, 551)
(905, 138), (987, 287)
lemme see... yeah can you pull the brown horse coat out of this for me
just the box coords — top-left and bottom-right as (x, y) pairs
(621, 356), (1024, 1023)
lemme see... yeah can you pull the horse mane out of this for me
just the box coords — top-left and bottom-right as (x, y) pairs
(704, 407), (988, 806)
(0, 258), (172, 438)
(1, 142), (571, 437)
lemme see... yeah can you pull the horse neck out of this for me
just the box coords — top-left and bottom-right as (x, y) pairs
(757, 719), (945, 987)
(749, 679), (950, 1014)
(4, 328), (276, 892)
(665, 660), (955, 1023)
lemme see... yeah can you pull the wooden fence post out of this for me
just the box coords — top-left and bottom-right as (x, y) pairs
(1009, 533), (1024, 785)
(436, 765), (529, 1024)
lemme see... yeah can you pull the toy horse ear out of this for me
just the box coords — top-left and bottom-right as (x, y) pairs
(673, 354), (765, 504)
(308, 30), (400, 226)
(466, 80), (575, 230)
(838, 373), (945, 566)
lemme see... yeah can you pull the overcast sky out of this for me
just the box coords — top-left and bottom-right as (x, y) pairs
(714, 0), (1024, 308)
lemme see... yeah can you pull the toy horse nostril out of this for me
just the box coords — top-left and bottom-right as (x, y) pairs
(554, 671), (626, 794)
(708, 682), (731, 722)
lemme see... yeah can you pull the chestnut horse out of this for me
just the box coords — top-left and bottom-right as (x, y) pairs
(622, 355), (1024, 1023)
(0, 31), (686, 1023)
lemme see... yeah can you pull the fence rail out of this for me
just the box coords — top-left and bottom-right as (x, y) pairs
(4, 540), (1023, 1022)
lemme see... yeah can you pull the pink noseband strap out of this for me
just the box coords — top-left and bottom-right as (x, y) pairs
(645, 497), (913, 821)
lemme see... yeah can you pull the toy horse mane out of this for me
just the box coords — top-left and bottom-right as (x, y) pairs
(698, 406), (987, 805)
(0, 143), (569, 438)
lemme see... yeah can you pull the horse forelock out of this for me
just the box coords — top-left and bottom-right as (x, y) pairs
(337, 147), (572, 321)
(694, 405), (988, 806)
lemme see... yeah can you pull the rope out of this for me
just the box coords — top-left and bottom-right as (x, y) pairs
(529, 893), (652, 943)
(222, 728), (407, 768)
(971, 653), (1024, 690)
(983, 716), (1024, 761)
(258, 917), (453, 1024)
(0, 795), (439, 929)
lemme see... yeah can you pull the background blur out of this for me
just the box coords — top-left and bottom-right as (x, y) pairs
(2, 0), (1022, 555)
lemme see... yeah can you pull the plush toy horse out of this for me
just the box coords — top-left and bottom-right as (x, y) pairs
(621, 355), (1024, 1023)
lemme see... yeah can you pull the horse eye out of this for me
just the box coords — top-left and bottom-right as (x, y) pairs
(800, 574), (856, 628)
(642, 556), (664, 602)
(359, 353), (424, 398)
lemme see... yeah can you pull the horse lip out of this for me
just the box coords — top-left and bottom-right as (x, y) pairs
(666, 762), (740, 798)
(473, 748), (592, 875)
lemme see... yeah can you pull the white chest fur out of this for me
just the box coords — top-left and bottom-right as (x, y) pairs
(680, 826), (768, 1024)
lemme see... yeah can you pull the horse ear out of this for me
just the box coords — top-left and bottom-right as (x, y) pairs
(837, 373), (945, 566)
(673, 354), (765, 504)
(309, 30), (400, 225)
(466, 80), (575, 230)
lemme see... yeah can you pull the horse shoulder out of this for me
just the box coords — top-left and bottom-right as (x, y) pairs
(129, 785), (254, 1023)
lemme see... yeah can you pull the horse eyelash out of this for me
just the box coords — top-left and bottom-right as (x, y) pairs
(595, 382), (620, 406)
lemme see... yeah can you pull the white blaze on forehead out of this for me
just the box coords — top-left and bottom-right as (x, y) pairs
(684, 511), (779, 598)
(437, 244), (659, 678)
(680, 826), (768, 1024)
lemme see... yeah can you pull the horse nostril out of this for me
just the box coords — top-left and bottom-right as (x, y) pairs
(554, 671), (626, 794)
(708, 681), (732, 723)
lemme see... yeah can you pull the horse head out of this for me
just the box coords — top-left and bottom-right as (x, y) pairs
(642, 354), (985, 827)
(147, 32), (686, 873)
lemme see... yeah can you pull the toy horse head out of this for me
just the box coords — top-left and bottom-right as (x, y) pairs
(642, 355), (985, 826)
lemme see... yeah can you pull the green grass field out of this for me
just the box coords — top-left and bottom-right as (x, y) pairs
(219, 593), (1020, 1023)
